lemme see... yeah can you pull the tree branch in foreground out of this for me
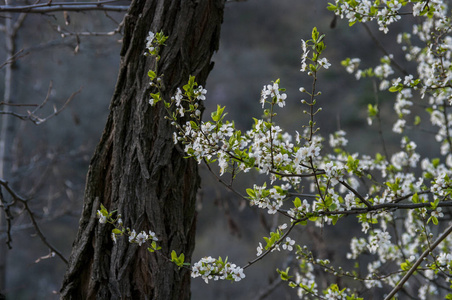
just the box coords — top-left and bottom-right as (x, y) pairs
(384, 222), (452, 300)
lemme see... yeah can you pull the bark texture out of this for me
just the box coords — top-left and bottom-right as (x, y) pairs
(60, 1), (224, 299)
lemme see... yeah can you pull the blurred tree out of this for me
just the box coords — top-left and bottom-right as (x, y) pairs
(60, 0), (225, 299)
(0, 1), (127, 297)
(0, 9), (19, 294)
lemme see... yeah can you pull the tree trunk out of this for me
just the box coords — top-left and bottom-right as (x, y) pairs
(60, 0), (224, 299)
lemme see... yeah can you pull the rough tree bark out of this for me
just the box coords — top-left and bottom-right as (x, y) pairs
(61, 0), (225, 299)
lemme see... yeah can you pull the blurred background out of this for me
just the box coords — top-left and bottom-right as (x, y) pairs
(0, 0), (425, 299)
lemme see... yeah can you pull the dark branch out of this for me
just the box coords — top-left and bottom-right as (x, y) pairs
(339, 180), (372, 208)
(0, 1), (129, 13)
(0, 179), (68, 264)
(0, 82), (81, 125)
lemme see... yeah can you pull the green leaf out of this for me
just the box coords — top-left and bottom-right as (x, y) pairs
(327, 3), (337, 11)
(211, 105), (225, 122)
(432, 158), (440, 168)
(246, 188), (256, 198)
(263, 237), (272, 249)
(277, 267), (293, 281)
(412, 193), (419, 203)
(431, 198), (440, 209)
(100, 203), (108, 213)
(429, 215), (438, 225)
(147, 241), (161, 253)
(150, 93), (161, 103)
(171, 250), (186, 267)
(293, 197), (301, 208)
(112, 229), (122, 234)
(189, 120), (199, 130)
(401, 261), (410, 271)
(367, 104), (378, 117)
(155, 31), (169, 45)
(389, 85), (402, 92)
(148, 70), (156, 80)
(311, 27), (319, 41)
(316, 41), (325, 53)
(183, 75), (197, 96)
(309, 64), (317, 73)
(308, 216), (318, 222)
(171, 250), (177, 261)
(414, 115), (421, 125)
(331, 215), (339, 225)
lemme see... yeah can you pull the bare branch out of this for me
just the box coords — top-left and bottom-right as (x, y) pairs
(0, 48), (28, 69)
(0, 1), (130, 13)
(0, 102), (38, 107)
(0, 82), (81, 125)
(253, 277), (284, 300)
(0, 178), (68, 264)
(56, 17), (124, 38)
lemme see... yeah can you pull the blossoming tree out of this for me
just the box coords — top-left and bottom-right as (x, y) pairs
(97, 0), (452, 299)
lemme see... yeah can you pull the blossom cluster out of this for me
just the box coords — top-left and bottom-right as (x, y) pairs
(128, 229), (158, 246)
(329, 0), (419, 34)
(96, 205), (161, 252)
(138, 6), (452, 298)
(97, 203), (246, 282)
(191, 256), (245, 283)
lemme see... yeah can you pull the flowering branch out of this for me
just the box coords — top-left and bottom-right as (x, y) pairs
(96, 2), (452, 297)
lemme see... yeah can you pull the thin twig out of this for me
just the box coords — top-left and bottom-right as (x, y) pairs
(253, 276), (284, 300)
(56, 21), (124, 38)
(361, 22), (409, 76)
(203, 160), (248, 201)
(372, 79), (390, 160)
(0, 179), (68, 264)
(243, 222), (297, 270)
(0, 83), (81, 125)
(0, 102), (38, 107)
(21, 199), (68, 264)
(0, 48), (27, 69)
